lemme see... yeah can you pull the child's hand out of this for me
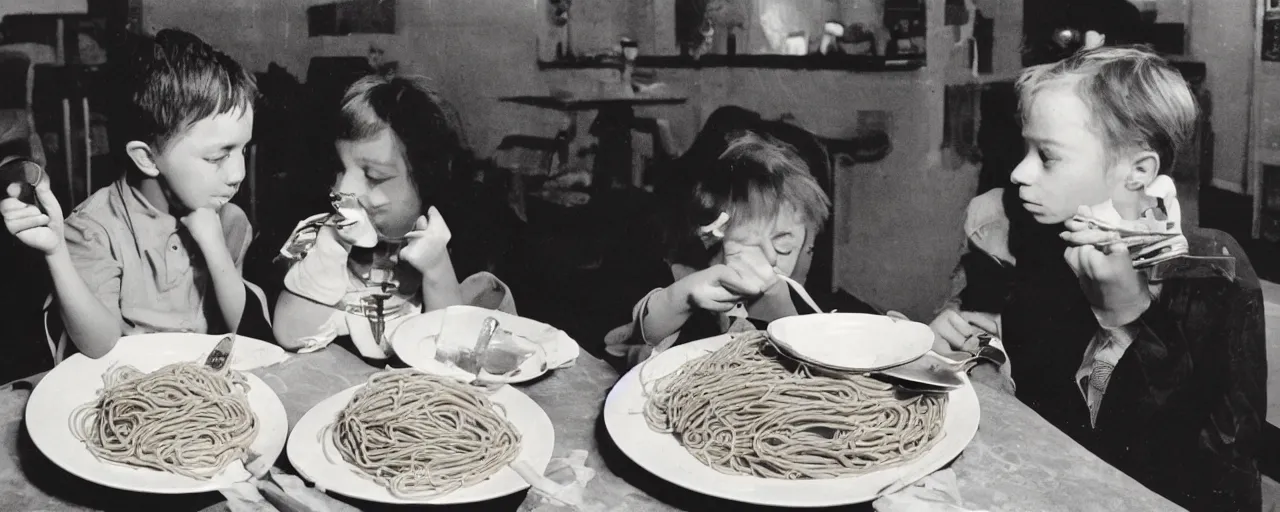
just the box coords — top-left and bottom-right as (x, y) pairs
(1, 178), (64, 255)
(722, 241), (779, 292)
(180, 207), (227, 251)
(398, 207), (452, 275)
(681, 264), (765, 313)
(1061, 206), (1152, 327)
(929, 309), (1000, 354)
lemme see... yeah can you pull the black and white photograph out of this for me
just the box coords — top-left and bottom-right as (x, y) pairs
(0, 0), (1277, 511)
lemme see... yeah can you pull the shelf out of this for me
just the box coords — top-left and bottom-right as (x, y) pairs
(538, 54), (926, 72)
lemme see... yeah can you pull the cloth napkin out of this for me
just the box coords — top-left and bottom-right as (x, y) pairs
(220, 468), (362, 512)
(872, 469), (987, 512)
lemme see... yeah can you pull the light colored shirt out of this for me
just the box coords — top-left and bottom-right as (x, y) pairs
(278, 214), (515, 359)
(62, 178), (251, 336)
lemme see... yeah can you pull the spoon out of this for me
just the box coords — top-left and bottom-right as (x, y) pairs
(872, 352), (970, 393)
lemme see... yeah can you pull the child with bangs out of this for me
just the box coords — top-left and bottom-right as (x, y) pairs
(932, 45), (1265, 510)
(604, 131), (833, 368)
(0, 29), (269, 358)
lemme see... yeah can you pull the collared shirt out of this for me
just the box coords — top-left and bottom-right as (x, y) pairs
(62, 178), (251, 336)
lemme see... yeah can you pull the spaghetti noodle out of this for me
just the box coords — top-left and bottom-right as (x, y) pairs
(326, 369), (522, 498)
(643, 331), (947, 479)
(70, 363), (258, 479)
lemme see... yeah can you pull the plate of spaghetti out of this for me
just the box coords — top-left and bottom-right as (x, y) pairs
(24, 334), (289, 494)
(286, 368), (555, 504)
(603, 330), (980, 508)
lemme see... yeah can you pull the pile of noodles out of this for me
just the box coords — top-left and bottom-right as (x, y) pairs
(643, 331), (946, 479)
(70, 363), (258, 479)
(326, 369), (521, 498)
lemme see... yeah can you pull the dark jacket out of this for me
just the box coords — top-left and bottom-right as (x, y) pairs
(948, 187), (1266, 511)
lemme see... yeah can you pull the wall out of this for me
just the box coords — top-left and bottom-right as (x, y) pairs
(142, 0), (985, 319)
(1189, 0), (1254, 192)
(143, 0), (556, 159)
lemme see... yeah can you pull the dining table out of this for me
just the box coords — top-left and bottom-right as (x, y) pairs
(0, 344), (1182, 511)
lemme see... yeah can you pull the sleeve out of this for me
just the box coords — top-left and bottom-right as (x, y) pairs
(943, 189), (1015, 315)
(458, 271), (518, 315)
(220, 203), (252, 272)
(233, 280), (273, 342)
(603, 288), (677, 368)
(281, 226), (352, 307)
(1118, 282), (1265, 511)
(936, 237), (969, 315)
(62, 215), (123, 325)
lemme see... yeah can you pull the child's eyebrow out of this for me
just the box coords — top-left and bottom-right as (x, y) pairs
(1021, 134), (1063, 148)
(359, 157), (398, 169)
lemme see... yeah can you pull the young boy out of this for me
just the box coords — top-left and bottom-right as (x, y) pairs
(933, 46), (1266, 511)
(603, 132), (833, 368)
(0, 29), (269, 358)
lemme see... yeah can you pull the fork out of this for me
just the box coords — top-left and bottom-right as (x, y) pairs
(774, 272), (828, 314)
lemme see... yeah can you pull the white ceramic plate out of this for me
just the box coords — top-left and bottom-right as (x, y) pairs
(24, 333), (289, 494)
(391, 306), (574, 384)
(603, 333), (980, 508)
(767, 313), (935, 371)
(287, 380), (555, 505)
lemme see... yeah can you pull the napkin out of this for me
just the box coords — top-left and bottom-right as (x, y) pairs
(226, 339), (291, 371)
(220, 468), (363, 512)
(517, 450), (599, 512)
(522, 322), (580, 370)
(872, 469), (987, 512)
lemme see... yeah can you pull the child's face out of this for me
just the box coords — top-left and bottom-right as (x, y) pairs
(1011, 87), (1126, 224)
(334, 128), (422, 239)
(714, 203), (812, 279)
(153, 107), (254, 213)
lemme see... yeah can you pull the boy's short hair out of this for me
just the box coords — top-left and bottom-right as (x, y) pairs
(664, 131), (831, 267)
(1016, 45), (1198, 174)
(111, 29), (257, 155)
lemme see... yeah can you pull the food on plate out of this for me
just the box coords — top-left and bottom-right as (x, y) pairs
(70, 363), (258, 479)
(326, 369), (521, 498)
(643, 331), (946, 479)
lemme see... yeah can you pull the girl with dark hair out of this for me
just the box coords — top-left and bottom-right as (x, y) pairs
(271, 75), (518, 360)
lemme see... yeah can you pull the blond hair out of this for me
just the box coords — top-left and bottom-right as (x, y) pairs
(664, 131), (831, 267)
(1016, 46), (1198, 173)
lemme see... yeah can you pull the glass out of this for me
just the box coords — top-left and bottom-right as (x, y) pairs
(434, 309), (496, 376)
(431, 308), (542, 380)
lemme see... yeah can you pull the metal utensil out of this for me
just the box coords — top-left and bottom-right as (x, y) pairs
(872, 352), (968, 392)
(873, 337), (1006, 393)
(204, 335), (236, 371)
(444, 316), (500, 375)
(775, 272), (828, 314)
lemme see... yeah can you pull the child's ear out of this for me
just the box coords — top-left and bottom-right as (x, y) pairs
(125, 141), (160, 178)
(1123, 151), (1160, 191)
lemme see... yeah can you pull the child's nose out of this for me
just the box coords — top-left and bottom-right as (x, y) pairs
(1010, 157), (1036, 186)
(224, 152), (246, 186)
(334, 169), (368, 196)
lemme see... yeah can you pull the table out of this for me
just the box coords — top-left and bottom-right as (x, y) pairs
(500, 94), (687, 193)
(0, 347), (1182, 511)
